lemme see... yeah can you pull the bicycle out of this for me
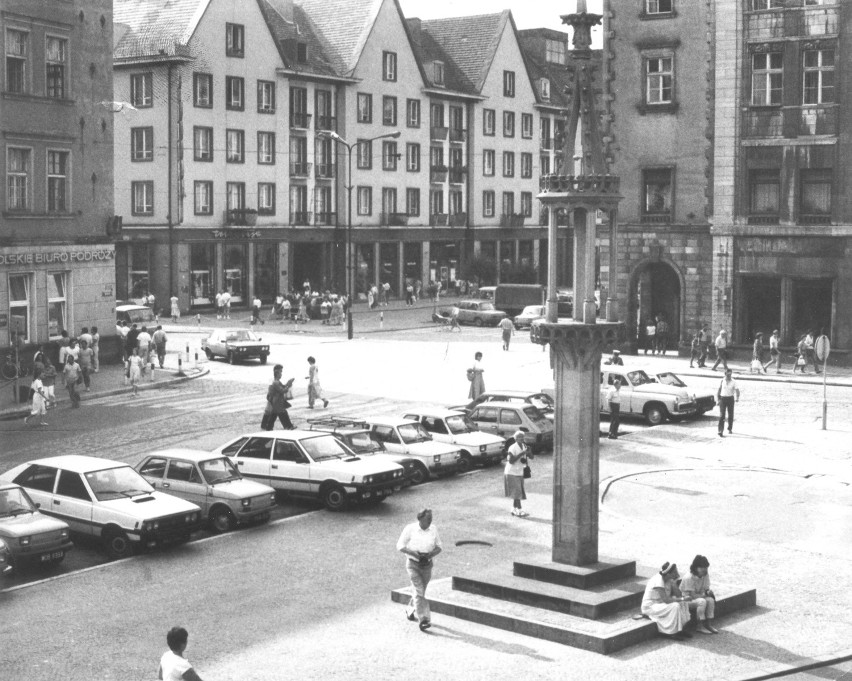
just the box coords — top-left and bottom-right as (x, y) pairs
(2, 353), (31, 380)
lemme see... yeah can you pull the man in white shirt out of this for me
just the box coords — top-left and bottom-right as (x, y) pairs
(215, 291), (224, 320)
(158, 626), (204, 681)
(136, 326), (152, 366)
(716, 369), (740, 437)
(397, 508), (443, 631)
(606, 378), (622, 440)
(712, 330), (729, 372)
(221, 290), (231, 319)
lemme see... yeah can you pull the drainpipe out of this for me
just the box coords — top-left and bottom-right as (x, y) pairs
(167, 63), (174, 299)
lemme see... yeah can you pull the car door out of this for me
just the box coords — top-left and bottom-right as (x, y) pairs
(420, 416), (452, 444)
(138, 457), (167, 490)
(470, 406), (499, 436)
(161, 460), (210, 514)
(497, 407), (524, 438)
(230, 436), (275, 486)
(270, 440), (312, 494)
(52, 469), (95, 537)
(371, 425), (405, 455)
(12, 464), (59, 513)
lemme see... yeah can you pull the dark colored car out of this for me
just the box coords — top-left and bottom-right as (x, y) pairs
(202, 328), (270, 364)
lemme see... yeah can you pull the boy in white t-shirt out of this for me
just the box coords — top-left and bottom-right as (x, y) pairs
(158, 626), (204, 681)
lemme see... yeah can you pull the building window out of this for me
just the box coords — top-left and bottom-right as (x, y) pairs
(749, 169), (779, 217)
(8, 274), (31, 342)
(483, 149), (495, 176)
(257, 131), (275, 164)
(642, 168), (673, 221)
(646, 0), (673, 13)
(503, 70), (515, 97)
(290, 86), (309, 127)
(382, 141), (398, 171)
(5, 29), (28, 94)
(382, 187), (398, 216)
(406, 98), (421, 128)
(521, 113), (533, 139)
(430, 145), (444, 171)
(193, 73), (212, 107)
(646, 56), (673, 104)
(803, 49), (834, 105)
(503, 111), (515, 137)
(483, 190), (495, 218)
(749, 0), (783, 9)
(357, 93), (372, 123)
(130, 73), (153, 108)
(45, 36), (67, 98)
(539, 79), (550, 101)
(800, 169), (831, 222)
(193, 127), (213, 162)
(131, 127), (154, 162)
(257, 80), (275, 112)
(226, 129), (244, 163)
(449, 106), (464, 136)
(540, 154), (550, 175)
(314, 186), (332, 224)
(503, 151), (515, 178)
(407, 188), (420, 216)
(483, 109), (495, 136)
(430, 102), (444, 130)
(290, 185), (308, 223)
(6, 147), (30, 211)
(258, 182), (275, 215)
(47, 272), (67, 339)
(46, 150), (68, 213)
(383, 51), (397, 81)
(383, 96), (397, 126)
(226, 23), (245, 57)
(521, 192), (532, 217)
(751, 52), (783, 106)
(226, 76), (245, 110)
(520, 152), (533, 178)
(502, 192), (514, 217)
(357, 139), (372, 170)
(406, 143), (420, 172)
(194, 181), (213, 215)
(357, 186), (372, 215)
(131, 181), (154, 216)
(433, 61), (445, 86)
(290, 136), (308, 173)
(545, 38), (566, 64)
(430, 189), (444, 216)
(226, 182), (245, 211)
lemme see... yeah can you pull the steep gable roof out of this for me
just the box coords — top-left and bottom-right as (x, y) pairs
(256, 0), (340, 78)
(295, 0), (380, 77)
(113, 0), (209, 60)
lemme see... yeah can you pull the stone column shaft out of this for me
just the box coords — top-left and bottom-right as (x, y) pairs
(583, 209), (597, 324)
(573, 209), (587, 323)
(547, 204), (559, 323)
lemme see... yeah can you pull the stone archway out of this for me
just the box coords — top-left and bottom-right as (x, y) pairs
(629, 258), (684, 353)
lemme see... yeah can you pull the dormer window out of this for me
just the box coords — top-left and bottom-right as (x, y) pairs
(297, 42), (307, 63)
(540, 78), (550, 101)
(545, 39), (566, 65)
(433, 61), (445, 86)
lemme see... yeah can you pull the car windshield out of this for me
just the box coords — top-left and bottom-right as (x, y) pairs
(655, 372), (686, 388)
(124, 308), (156, 324)
(85, 466), (155, 501)
(626, 370), (654, 386)
(225, 330), (259, 342)
(398, 423), (431, 444)
(446, 414), (477, 434)
(478, 302), (496, 311)
(301, 435), (356, 462)
(522, 306), (544, 316)
(523, 406), (550, 424)
(344, 431), (383, 454)
(0, 486), (38, 517)
(199, 457), (241, 484)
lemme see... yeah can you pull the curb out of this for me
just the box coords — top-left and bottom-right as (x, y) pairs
(0, 367), (210, 422)
(669, 366), (852, 388)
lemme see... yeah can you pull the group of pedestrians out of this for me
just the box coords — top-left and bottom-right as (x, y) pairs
(643, 315), (671, 355)
(117, 320), (169, 396)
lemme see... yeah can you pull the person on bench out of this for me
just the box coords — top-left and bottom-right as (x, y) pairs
(641, 561), (692, 640)
(680, 554), (719, 634)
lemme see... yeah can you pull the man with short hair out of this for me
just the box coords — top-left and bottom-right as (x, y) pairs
(499, 316), (514, 351)
(158, 626), (204, 681)
(152, 325), (168, 369)
(397, 508), (442, 631)
(606, 378), (622, 439)
(124, 323), (139, 364)
(604, 349), (623, 365)
(716, 369), (740, 437)
(77, 339), (94, 392)
(711, 330), (729, 372)
(221, 290), (231, 319)
(136, 326), (152, 367)
(261, 364), (295, 430)
(215, 290), (224, 320)
(63, 355), (81, 408)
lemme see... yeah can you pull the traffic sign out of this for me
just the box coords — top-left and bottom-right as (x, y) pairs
(815, 335), (831, 362)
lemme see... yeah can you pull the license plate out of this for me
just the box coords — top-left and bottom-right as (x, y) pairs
(40, 551), (64, 562)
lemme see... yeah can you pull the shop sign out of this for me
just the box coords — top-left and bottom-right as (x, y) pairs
(211, 230), (261, 239)
(0, 249), (115, 266)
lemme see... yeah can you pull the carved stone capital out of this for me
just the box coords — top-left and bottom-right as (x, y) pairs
(531, 321), (626, 371)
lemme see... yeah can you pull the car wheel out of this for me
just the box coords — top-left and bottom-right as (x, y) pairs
(209, 506), (235, 533)
(457, 453), (473, 473)
(259, 354), (268, 365)
(474, 318), (484, 327)
(228, 352), (235, 365)
(321, 483), (348, 511)
(103, 528), (134, 559)
(409, 463), (429, 485)
(204, 348), (214, 360)
(644, 403), (667, 426)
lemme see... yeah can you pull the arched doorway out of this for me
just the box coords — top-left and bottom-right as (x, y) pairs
(632, 261), (682, 353)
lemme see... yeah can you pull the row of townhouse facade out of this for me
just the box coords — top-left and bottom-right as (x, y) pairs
(112, 0), (579, 310)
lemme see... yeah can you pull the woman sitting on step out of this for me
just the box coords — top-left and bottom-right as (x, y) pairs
(641, 561), (692, 640)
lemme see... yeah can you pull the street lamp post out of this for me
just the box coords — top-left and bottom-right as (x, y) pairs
(324, 130), (401, 339)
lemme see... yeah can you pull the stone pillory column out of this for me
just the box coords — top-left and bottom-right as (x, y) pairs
(533, 2), (625, 566)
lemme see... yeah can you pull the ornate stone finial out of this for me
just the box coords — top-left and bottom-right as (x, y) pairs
(561, 0), (602, 57)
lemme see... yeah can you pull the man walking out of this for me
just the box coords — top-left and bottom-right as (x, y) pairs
(655, 315), (669, 356)
(606, 378), (622, 440)
(63, 355), (82, 408)
(397, 508), (443, 632)
(698, 326), (710, 368)
(498, 316), (514, 351)
(644, 318), (656, 355)
(711, 330), (729, 371)
(137, 326), (152, 368)
(716, 369), (740, 437)
(77, 339), (94, 392)
(221, 289), (231, 319)
(152, 325), (168, 369)
(765, 329), (781, 373)
(261, 364), (295, 430)
(215, 290), (224, 320)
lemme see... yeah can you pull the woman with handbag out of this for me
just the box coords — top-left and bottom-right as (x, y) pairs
(504, 430), (533, 517)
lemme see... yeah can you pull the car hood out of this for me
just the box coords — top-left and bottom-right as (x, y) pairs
(634, 383), (693, 399)
(315, 457), (402, 474)
(0, 513), (68, 537)
(226, 341), (265, 348)
(450, 431), (505, 446)
(210, 479), (275, 498)
(102, 492), (200, 515)
(404, 440), (461, 456)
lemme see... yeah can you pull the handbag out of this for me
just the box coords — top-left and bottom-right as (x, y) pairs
(796, 355), (806, 367)
(466, 368), (475, 381)
(523, 465), (532, 479)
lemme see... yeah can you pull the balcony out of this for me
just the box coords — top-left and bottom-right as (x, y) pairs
(430, 126), (448, 141)
(314, 211), (337, 226)
(743, 108), (783, 138)
(449, 212), (467, 227)
(315, 163), (335, 179)
(640, 213), (673, 224)
(290, 211), (313, 226)
(449, 166), (467, 184)
(430, 165), (448, 183)
(744, 106), (837, 138)
(500, 213), (526, 228)
(798, 105), (837, 136)
(429, 213), (448, 226)
(290, 112), (312, 130)
(380, 212), (409, 226)
(540, 137), (554, 150)
(449, 128), (466, 143)
(315, 114), (336, 132)
(746, 5), (837, 40)
(799, 213), (831, 226)
(746, 214), (779, 226)
(290, 161), (312, 178)
(224, 208), (258, 226)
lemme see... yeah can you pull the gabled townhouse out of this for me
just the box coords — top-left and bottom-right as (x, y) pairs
(1, 0), (116, 354)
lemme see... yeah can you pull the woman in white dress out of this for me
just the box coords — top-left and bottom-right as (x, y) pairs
(641, 561), (691, 639)
(128, 347), (144, 396)
(24, 368), (48, 426)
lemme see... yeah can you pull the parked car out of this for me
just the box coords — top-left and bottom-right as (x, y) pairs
(514, 305), (545, 329)
(400, 409), (507, 471)
(135, 450), (277, 533)
(0, 482), (73, 571)
(452, 390), (555, 422)
(653, 372), (716, 414)
(449, 300), (507, 327)
(202, 328), (270, 364)
(115, 304), (156, 327)
(212, 430), (405, 511)
(466, 401), (554, 453)
(306, 416), (419, 486)
(0, 455), (203, 559)
(364, 417), (463, 483)
(599, 366), (698, 425)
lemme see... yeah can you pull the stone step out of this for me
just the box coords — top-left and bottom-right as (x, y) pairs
(452, 570), (645, 620)
(513, 555), (636, 589)
(391, 577), (757, 655)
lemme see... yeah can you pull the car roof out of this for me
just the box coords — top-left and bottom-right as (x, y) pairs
(213, 328), (253, 334)
(480, 390), (545, 398)
(145, 449), (227, 462)
(19, 455), (126, 473)
(229, 430), (331, 440)
(470, 401), (530, 411)
(364, 416), (420, 427)
(403, 409), (465, 419)
(115, 305), (150, 312)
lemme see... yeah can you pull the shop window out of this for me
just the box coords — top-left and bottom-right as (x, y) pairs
(253, 243), (277, 301)
(190, 243), (215, 306)
(129, 243), (150, 300)
(9, 273), (31, 343)
(748, 169), (780, 222)
(403, 242), (422, 282)
(739, 276), (781, 342)
(642, 168), (673, 223)
(194, 181), (213, 215)
(47, 272), (68, 339)
(799, 169), (831, 224)
(379, 242), (399, 292)
(5, 28), (28, 94)
(6, 146), (31, 211)
(224, 244), (247, 302)
(791, 278), (832, 342)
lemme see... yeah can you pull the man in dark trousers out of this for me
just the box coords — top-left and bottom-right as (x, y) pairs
(716, 369), (740, 437)
(125, 324), (140, 364)
(606, 378), (622, 439)
(261, 364), (294, 430)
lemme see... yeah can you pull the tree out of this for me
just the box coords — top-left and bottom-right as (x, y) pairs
(501, 261), (540, 284)
(464, 255), (497, 287)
